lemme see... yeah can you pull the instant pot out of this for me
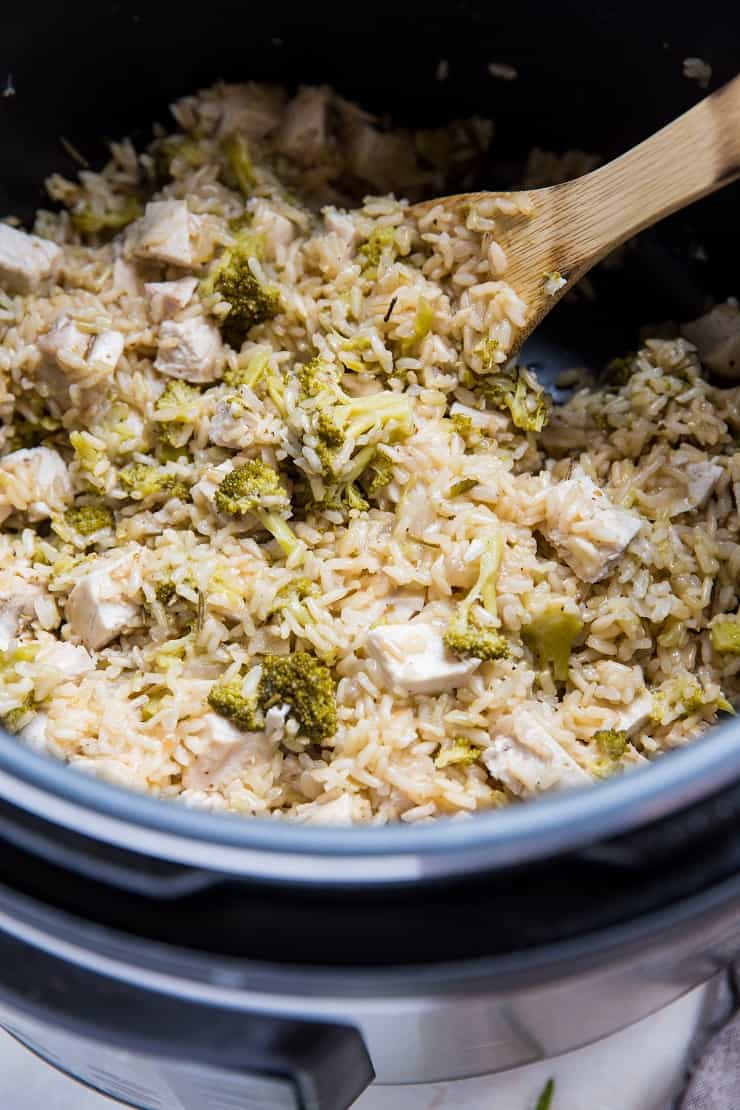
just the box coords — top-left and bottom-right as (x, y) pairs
(1, 2), (739, 1106)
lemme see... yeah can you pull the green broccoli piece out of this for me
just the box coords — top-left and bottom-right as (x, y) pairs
(711, 616), (740, 655)
(222, 133), (255, 196)
(358, 225), (397, 276)
(535, 1078), (555, 1110)
(435, 738), (480, 769)
(70, 195), (142, 236)
(474, 337), (501, 370)
(119, 463), (188, 501)
(650, 676), (734, 725)
(444, 531), (509, 661)
(448, 477), (478, 498)
(208, 680), (264, 732)
(222, 349), (271, 389)
(398, 296), (434, 355)
(154, 381), (201, 449)
(364, 451), (394, 496)
(202, 236), (280, 347)
(64, 501), (114, 536)
(594, 729), (629, 761)
(522, 603), (583, 682)
(2, 695), (35, 734)
(477, 366), (550, 433)
(297, 356), (341, 399)
(154, 580), (177, 605)
(214, 460), (298, 556)
(257, 652), (337, 743)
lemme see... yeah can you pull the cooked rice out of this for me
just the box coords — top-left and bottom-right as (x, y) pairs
(0, 81), (738, 825)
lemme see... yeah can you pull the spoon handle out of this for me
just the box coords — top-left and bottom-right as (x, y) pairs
(556, 74), (740, 274)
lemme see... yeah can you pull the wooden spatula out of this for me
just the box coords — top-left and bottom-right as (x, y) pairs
(411, 74), (740, 358)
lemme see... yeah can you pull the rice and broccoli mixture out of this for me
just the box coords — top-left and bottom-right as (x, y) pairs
(1, 82), (739, 824)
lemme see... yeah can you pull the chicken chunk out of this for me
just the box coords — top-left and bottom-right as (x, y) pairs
(685, 462), (723, 510)
(366, 621), (479, 695)
(145, 276), (198, 321)
(183, 713), (274, 791)
(38, 314), (124, 401)
(154, 317), (222, 382)
(35, 641), (93, 679)
(483, 708), (591, 797)
(0, 447), (72, 525)
(276, 86), (329, 166)
(65, 550), (141, 650)
(0, 583), (44, 651)
(541, 468), (642, 583)
(293, 794), (355, 825)
(681, 301), (740, 379)
(0, 223), (62, 294)
(611, 692), (654, 737)
(134, 200), (203, 268)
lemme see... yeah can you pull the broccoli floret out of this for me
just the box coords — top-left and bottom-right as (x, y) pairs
(444, 531), (509, 661)
(222, 133), (255, 196)
(474, 337), (501, 370)
(69, 430), (105, 474)
(650, 675), (734, 725)
(222, 349), (270, 389)
(325, 391), (414, 446)
(155, 580), (177, 605)
(202, 236), (280, 347)
(444, 618), (509, 661)
(119, 463), (188, 501)
(358, 226), (397, 276)
(214, 460), (298, 556)
(64, 501), (114, 536)
(522, 603), (583, 682)
(208, 680), (264, 732)
(477, 365), (550, 432)
(712, 616), (740, 655)
(71, 195), (142, 236)
(435, 738), (480, 769)
(364, 451), (394, 496)
(297, 356), (341, 398)
(594, 729), (629, 761)
(257, 651), (337, 743)
(154, 381), (201, 449)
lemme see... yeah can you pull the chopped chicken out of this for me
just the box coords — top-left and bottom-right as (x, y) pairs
(483, 708), (591, 796)
(366, 621), (479, 695)
(208, 394), (255, 449)
(154, 317), (222, 382)
(21, 712), (49, 750)
(293, 794), (355, 825)
(276, 87), (329, 166)
(134, 200), (203, 268)
(685, 462), (723, 509)
(183, 713), (274, 791)
(0, 223), (62, 294)
(87, 330), (125, 375)
(612, 692), (654, 736)
(541, 468), (642, 582)
(145, 276), (198, 321)
(681, 300), (740, 379)
(35, 641), (93, 678)
(38, 314), (124, 399)
(65, 550), (141, 650)
(0, 583), (44, 651)
(0, 447), (72, 525)
(112, 255), (140, 297)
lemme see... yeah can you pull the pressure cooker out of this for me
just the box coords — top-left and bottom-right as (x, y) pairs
(1, 1), (739, 1106)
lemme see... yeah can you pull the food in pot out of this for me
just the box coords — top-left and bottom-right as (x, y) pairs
(0, 81), (738, 822)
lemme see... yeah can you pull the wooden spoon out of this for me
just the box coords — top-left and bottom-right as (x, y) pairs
(410, 74), (740, 358)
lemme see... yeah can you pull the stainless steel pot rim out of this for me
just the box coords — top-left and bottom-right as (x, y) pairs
(0, 714), (738, 885)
